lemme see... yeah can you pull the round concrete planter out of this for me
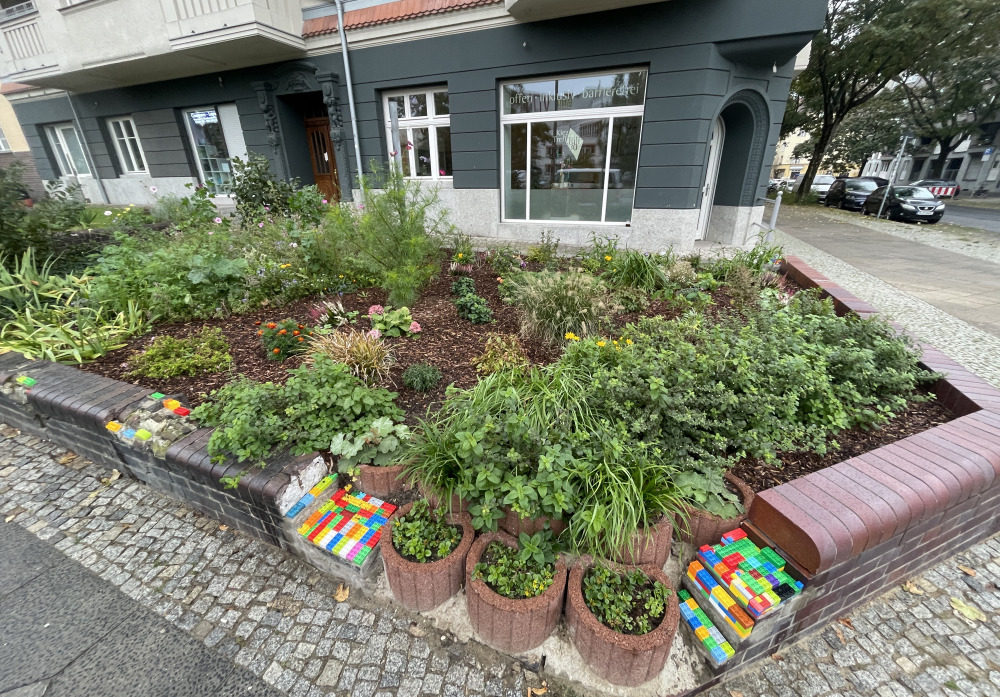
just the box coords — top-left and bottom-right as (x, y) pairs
(675, 473), (755, 549)
(566, 559), (680, 687)
(380, 501), (474, 612)
(358, 464), (412, 499)
(607, 514), (673, 567)
(465, 531), (568, 653)
(497, 506), (568, 538)
(417, 479), (470, 514)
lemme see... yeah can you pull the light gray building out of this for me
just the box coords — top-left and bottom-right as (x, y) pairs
(0, 0), (824, 250)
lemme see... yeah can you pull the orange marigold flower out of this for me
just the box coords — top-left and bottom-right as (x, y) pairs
(293, 330), (300, 336)
(298, 324), (304, 329)
(298, 337), (305, 342)
(267, 322), (277, 329)
(254, 321), (261, 326)
(257, 330), (263, 336)
(279, 329), (287, 335)
(273, 348), (280, 354)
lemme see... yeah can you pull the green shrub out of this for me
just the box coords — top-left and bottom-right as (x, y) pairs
(450, 277), (476, 297)
(473, 534), (556, 599)
(192, 355), (402, 466)
(310, 299), (358, 328)
(615, 286), (650, 313)
(127, 327), (232, 379)
(471, 333), (528, 375)
(485, 243), (524, 275)
(307, 328), (394, 386)
(525, 230), (559, 267)
(259, 318), (312, 361)
(391, 499), (463, 562)
(231, 154), (296, 224)
(583, 565), (670, 635)
(330, 416), (410, 472)
(506, 271), (615, 344)
(368, 305), (417, 337)
(402, 363), (442, 391)
(454, 293), (493, 324)
(602, 250), (671, 292)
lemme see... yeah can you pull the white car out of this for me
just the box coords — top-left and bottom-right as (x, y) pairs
(802, 174), (837, 201)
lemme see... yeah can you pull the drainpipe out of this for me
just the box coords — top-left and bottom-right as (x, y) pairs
(67, 92), (109, 205)
(332, 0), (364, 192)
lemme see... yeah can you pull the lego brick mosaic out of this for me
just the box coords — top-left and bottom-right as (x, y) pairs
(678, 589), (735, 668)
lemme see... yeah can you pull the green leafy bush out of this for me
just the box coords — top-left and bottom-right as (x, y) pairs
(127, 327), (232, 379)
(259, 318), (312, 361)
(471, 333), (528, 375)
(368, 305), (417, 337)
(192, 355), (402, 465)
(615, 286), (650, 313)
(454, 293), (493, 324)
(330, 416), (410, 472)
(485, 243), (524, 275)
(451, 277), (476, 297)
(506, 272), (616, 344)
(231, 154), (296, 224)
(391, 499), (463, 562)
(473, 533), (556, 599)
(402, 363), (442, 391)
(306, 328), (394, 386)
(583, 565), (670, 635)
(525, 230), (559, 267)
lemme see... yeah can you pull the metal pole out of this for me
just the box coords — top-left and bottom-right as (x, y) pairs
(388, 101), (403, 174)
(333, 0), (364, 191)
(878, 135), (908, 219)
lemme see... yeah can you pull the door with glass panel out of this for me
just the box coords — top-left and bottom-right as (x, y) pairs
(45, 123), (91, 178)
(500, 70), (646, 224)
(183, 106), (250, 196)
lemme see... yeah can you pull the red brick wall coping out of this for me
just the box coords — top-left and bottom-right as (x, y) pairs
(753, 257), (1000, 575)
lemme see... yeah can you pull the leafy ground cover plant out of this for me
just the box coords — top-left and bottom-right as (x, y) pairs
(454, 293), (493, 324)
(471, 333), (528, 375)
(259, 318), (312, 361)
(485, 243), (524, 275)
(506, 271), (616, 344)
(306, 328), (394, 386)
(473, 532), (556, 599)
(450, 277), (476, 297)
(525, 231), (559, 267)
(583, 564), (671, 635)
(402, 363), (442, 391)
(368, 305), (419, 337)
(192, 355), (401, 466)
(330, 416), (410, 473)
(391, 499), (462, 563)
(127, 327), (232, 379)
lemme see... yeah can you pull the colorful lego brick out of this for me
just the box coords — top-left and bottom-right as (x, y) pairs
(15, 376), (36, 387)
(149, 392), (165, 399)
(122, 429), (136, 439)
(687, 561), (753, 641)
(162, 399), (181, 411)
(678, 589), (735, 668)
(173, 407), (191, 417)
(294, 488), (395, 568)
(106, 421), (123, 433)
(134, 429), (152, 441)
(697, 528), (804, 620)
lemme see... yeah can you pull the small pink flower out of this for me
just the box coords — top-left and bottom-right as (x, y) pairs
(264, 205), (270, 212)
(406, 141), (413, 151)
(368, 305), (384, 316)
(439, 169), (446, 176)
(358, 204), (365, 210)
(149, 185), (158, 193)
(213, 217), (222, 224)
(258, 222), (264, 228)
(208, 230), (214, 235)
(409, 321), (421, 333)
(321, 199), (328, 204)
(367, 328), (381, 339)
(390, 150), (398, 157)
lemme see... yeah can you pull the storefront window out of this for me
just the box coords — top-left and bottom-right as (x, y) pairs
(501, 69), (646, 223)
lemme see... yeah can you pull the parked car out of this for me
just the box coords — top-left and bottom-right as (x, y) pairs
(800, 174), (837, 201)
(861, 185), (945, 223)
(824, 178), (884, 210)
(910, 179), (961, 198)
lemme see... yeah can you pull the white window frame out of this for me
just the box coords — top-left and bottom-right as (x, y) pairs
(182, 105), (238, 197)
(107, 116), (147, 174)
(45, 122), (90, 177)
(382, 86), (452, 180)
(0, 125), (9, 152)
(499, 68), (646, 226)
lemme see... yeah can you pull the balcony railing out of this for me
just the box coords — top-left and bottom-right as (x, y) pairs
(0, 1), (37, 23)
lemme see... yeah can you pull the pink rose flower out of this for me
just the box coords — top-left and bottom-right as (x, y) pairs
(409, 321), (421, 333)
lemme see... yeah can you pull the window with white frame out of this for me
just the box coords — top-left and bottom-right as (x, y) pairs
(500, 69), (646, 224)
(382, 87), (452, 178)
(107, 116), (147, 174)
(45, 123), (90, 177)
(0, 125), (9, 152)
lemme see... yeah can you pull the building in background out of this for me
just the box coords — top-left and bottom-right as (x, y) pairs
(770, 129), (812, 181)
(0, 0), (824, 250)
(0, 80), (43, 198)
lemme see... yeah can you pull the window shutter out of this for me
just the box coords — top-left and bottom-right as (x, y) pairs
(218, 104), (247, 162)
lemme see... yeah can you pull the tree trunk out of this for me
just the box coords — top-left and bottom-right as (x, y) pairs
(933, 139), (955, 179)
(796, 123), (837, 202)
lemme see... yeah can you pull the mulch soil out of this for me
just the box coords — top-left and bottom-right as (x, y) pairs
(78, 254), (957, 490)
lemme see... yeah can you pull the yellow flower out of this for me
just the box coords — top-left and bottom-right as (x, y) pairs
(626, 338), (633, 345)
(457, 253), (463, 259)
(604, 255), (612, 261)
(338, 274), (344, 278)
(565, 332), (580, 341)
(597, 340), (606, 347)
(613, 340), (619, 345)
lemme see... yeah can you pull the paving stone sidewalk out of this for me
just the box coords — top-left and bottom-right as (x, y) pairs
(4, 422), (1000, 697)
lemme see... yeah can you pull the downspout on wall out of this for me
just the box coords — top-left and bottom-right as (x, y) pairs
(332, 0), (364, 193)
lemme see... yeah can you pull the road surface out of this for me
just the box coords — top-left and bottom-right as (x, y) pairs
(941, 202), (1000, 234)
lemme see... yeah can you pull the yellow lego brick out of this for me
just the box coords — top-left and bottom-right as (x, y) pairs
(694, 626), (710, 641)
(106, 421), (122, 432)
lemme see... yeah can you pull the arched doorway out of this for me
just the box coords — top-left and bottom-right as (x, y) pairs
(697, 90), (770, 245)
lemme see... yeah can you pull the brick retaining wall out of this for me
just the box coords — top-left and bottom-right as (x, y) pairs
(693, 256), (1000, 688)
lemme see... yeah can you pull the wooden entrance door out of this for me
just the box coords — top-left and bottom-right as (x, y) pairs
(304, 117), (340, 202)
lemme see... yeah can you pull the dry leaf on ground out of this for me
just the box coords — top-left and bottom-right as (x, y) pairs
(729, 691), (745, 697)
(950, 597), (986, 622)
(219, 525), (229, 531)
(837, 617), (854, 630)
(56, 452), (77, 465)
(902, 581), (924, 595)
(334, 584), (350, 602)
(100, 469), (120, 486)
(834, 626), (846, 644)
(958, 565), (977, 577)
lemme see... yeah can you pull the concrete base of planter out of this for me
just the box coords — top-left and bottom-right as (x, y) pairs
(675, 473), (755, 549)
(608, 515), (673, 567)
(380, 501), (475, 612)
(358, 463), (413, 499)
(497, 506), (568, 538)
(566, 559), (680, 687)
(465, 531), (567, 653)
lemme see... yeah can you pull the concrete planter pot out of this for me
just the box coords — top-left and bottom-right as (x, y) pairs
(497, 505), (568, 538)
(358, 463), (412, 499)
(380, 501), (475, 612)
(566, 559), (680, 687)
(607, 514), (673, 567)
(675, 473), (755, 549)
(465, 531), (568, 653)
(417, 479), (470, 514)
